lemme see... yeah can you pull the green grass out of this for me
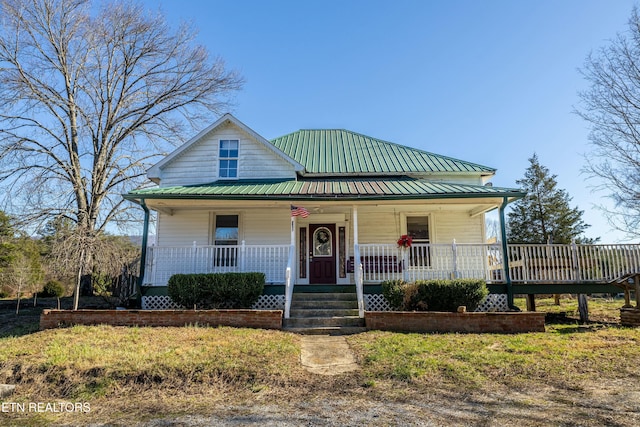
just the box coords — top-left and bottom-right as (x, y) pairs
(513, 295), (627, 323)
(348, 326), (640, 391)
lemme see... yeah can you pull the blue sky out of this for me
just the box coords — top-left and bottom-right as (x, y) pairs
(143, 0), (638, 242)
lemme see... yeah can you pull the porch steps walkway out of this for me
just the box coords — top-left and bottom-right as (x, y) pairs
(283, 292), (366, 335)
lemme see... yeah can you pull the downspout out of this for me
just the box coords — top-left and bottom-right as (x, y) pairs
(498, 196), (515, 309)
(137, 199), (150, 307)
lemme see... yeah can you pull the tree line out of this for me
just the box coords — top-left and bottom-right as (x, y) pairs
(0, 211), (139, 306)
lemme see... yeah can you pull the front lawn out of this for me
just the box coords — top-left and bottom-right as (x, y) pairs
(0, 320), (638, 425)
(0, 295), (639, 425)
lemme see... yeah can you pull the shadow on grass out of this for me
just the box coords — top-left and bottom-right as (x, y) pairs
(0, 307), (42, 338)
(0, 296), (116, 339)
(0, 298), (63, 338)
(545, 312), (621, 334)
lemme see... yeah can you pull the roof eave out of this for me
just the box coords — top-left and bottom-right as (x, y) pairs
(123, 191), (525, 203)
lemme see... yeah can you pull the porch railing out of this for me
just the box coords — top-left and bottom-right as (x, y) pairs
(358, 242), (501, 283)
(144, 242), (290, 286)
(143, 242), (640, 288)
(358, 242), (640, 284)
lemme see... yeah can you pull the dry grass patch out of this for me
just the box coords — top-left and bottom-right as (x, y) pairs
(0, 325), (305, 402)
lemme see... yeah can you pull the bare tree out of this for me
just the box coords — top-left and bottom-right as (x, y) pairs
(576, 6), (640, 239)
(0, 0), (241, 231)
(0, 0), (242, 306)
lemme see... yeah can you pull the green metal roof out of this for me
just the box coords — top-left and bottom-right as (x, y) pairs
(125, 178), (523, 201)
(269, 129), (496, 175)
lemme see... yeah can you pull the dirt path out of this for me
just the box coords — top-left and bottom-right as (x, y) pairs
(133, 388), (640, 426)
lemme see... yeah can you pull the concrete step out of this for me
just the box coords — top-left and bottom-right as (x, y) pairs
(290, 300), (358, 309)
(283, 316), (365, 328)
(283, 326), (367, 335)
(292, 292), (357, 302)
(289, 308), (359, 318)
(286, 291), (364, 333)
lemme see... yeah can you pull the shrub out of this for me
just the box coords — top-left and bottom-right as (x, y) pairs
(381, 279), (408, 309)
(168, 274), (202, 309)
(404, 279), (488, 312)
(168, 272), (265, 309)
(39, 280), (66, 298)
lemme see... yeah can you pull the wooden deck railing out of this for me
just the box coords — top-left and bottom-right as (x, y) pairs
(505, 243), (640, 283)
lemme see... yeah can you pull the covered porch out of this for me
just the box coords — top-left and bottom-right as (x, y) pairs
(137, 199), (640, 317)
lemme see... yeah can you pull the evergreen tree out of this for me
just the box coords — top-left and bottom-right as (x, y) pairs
(507, 154), (593, 244)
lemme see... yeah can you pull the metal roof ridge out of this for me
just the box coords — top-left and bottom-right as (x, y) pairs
(270, 128), (497, 173)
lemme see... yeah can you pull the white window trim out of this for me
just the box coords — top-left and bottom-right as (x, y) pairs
(401, 213), (432, 243)
(218, 139), (239, 180)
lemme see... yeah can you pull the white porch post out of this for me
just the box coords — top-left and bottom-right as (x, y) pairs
(353, 205), (365, 317)
(284, 215), (297, 319)
(290, 215), (297, 278)
(240, 240), (246, 272)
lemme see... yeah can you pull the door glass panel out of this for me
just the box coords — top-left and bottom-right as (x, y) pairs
(313, 227), (332, 257)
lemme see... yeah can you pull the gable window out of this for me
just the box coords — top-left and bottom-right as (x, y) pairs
(407, 216), (430, 267)
(219, 140), (239, 178)
(215, 215), (238, 266)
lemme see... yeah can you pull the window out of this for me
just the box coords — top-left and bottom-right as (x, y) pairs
(312, 227), (332, 257)
(407, 216), (430, 267)
(215, 215), (238, 266)
(219, 140), (238, 178)
(215, 215), (238, 245)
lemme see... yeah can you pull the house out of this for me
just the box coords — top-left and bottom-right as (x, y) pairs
(124, 114), (531, 316)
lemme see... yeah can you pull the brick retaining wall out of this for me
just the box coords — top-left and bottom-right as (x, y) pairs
(40, 309), (283, 330)
(365, 311), (546, 333)
(620, 308), (640, 327)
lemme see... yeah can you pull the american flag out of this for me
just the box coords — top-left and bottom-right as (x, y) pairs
(290, 205), (309, 218)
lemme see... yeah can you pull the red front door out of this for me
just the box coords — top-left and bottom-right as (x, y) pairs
(309, 224), (336, 284)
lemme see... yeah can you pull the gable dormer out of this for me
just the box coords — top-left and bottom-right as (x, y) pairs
(147, 114), (303, 187)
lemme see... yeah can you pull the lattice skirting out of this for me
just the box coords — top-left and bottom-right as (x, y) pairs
(141, 294), (285, 310)
(474, 294), (509, 312)
(363, 293), (510, 312)
(252, 294), (285, 310)
(142, 295), (183, 310)
(365, 294), (393, 311)
(141, 294), (508, 312)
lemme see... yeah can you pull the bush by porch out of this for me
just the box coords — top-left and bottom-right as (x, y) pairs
(167, 272), (265, 309)
(381, 278), (489, 312)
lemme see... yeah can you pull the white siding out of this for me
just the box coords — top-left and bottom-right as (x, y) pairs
(242, 208), (291, 245)
(156, 208), (292, 247)
(354, 208), (484, 246)
(156, 206), (484, 248)
(410, 174), (489, 186)
(357, 211), (400, 243)
(156, 211), (210, 246)
(432, 211), (484, 243)
(159, 122), (295, 186)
